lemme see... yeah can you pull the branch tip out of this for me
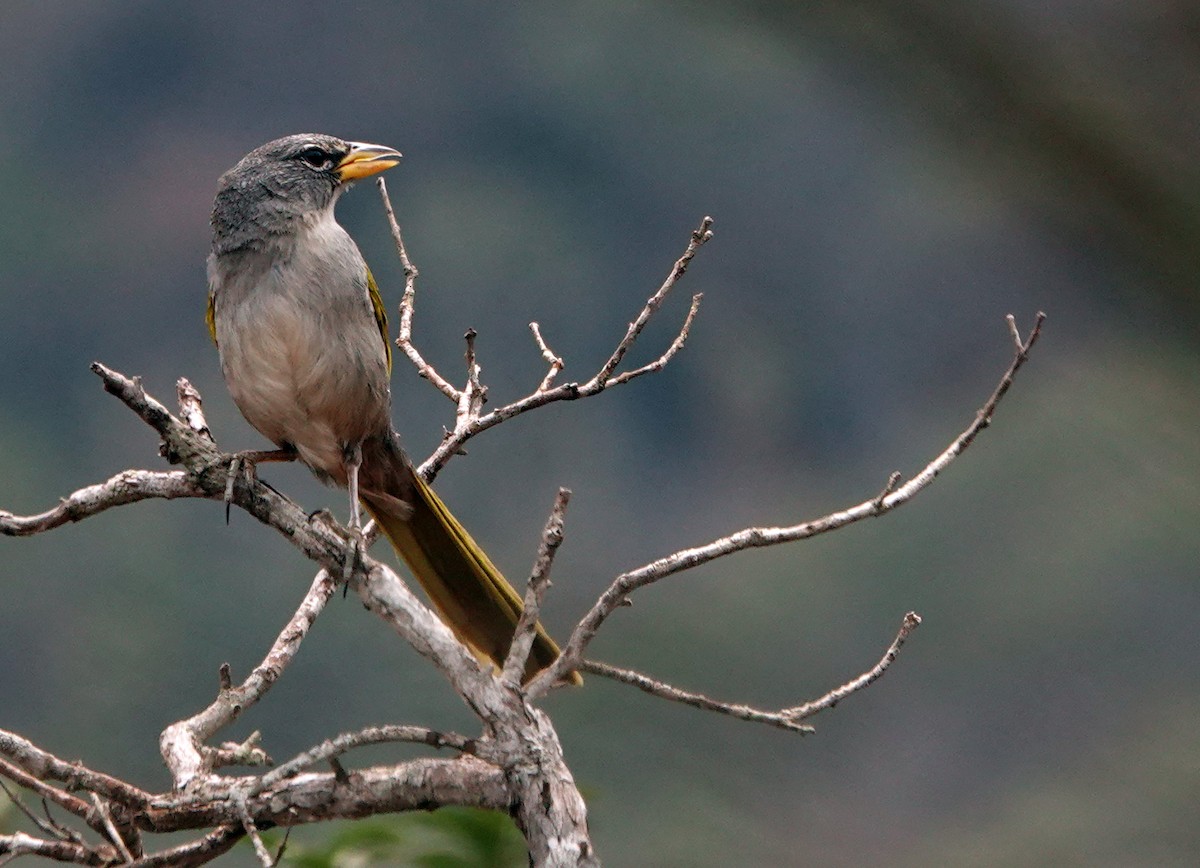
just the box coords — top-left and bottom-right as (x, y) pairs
(503, 488), (573, 685)
(412, 216), (713, 480)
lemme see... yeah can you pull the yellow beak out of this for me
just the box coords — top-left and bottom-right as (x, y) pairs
(336, 141), (402, 181)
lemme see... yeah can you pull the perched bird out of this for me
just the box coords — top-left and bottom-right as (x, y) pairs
(206, 134), (576, 684)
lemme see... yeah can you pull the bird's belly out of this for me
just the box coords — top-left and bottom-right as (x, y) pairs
(218, 295), (390, 485)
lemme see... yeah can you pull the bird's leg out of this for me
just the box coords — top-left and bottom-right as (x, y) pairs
(345, 441), (364, 531)
(224, 446), (298, 523)
(342, 442), (365, 587)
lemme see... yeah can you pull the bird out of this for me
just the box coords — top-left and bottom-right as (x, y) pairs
(205, 133), (577, 685)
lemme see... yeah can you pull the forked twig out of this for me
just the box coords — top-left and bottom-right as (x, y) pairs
(89, 793), (133, 864)
(582, 612), (921, 732)
(160, 569), (338, 788)
(529, 313), (1045, 695)
(529, 322), (565, 391)
(606, 292), (703, 387)
(0, 162), (1048, 864)
(376, 178), (711, 483)
(0, 778), (84, 845)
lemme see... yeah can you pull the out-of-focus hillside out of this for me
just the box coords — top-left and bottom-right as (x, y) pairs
(1, 2), (1197, 865)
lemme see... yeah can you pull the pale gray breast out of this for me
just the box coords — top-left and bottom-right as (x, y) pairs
(209, 211), (392, 482)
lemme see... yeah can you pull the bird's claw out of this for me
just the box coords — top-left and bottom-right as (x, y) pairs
(222, 447), (297, 523)
(341, 528), (364, 595)
(306, 509), (363, 595)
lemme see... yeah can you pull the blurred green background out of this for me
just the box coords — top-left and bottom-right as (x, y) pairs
(1, 1), (1197, 865)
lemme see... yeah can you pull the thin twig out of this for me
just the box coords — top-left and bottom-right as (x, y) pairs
(160, 570), (338, 788)
(0, 779), (76, 844)
(272, 830), (291, 867)
(412, 219), (714, 481)
(133, 825), (244, 867)
(0, 832), (111, 865)
(582, 611), (921, 733)
(208, 732), (271, 772)
(377, 177), (419, 284)
(233, 794), (273, 867)
(251, 725), (485, 797)
(0, 758), (98, 841)
(606, 292), (703, 387)
(458, 328), (487, 424)
(586, 218), (713, 390)
(581, 660), (814, 734)
(530, 313), (1044, 694)
(0, 734), (151, 810)
(872, 470), (903, 513)
(529, 322), (565, 391)
(377, 177), (460, 401)
(783, 612), (922, 720)
(503, 489), (571, 685)
(90, 793), (133, 864)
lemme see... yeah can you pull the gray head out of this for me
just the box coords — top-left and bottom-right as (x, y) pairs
(211, 133), (401, 255)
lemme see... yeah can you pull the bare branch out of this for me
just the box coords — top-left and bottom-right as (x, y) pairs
(4, 758), (507, 853)
(207, 732), (271, 772)
(0, 470), (194, 537)
(606, 291), (703, 387)
(160, 569), (337, 788)
(502, 488), (571, 685)
(585, 217), (713, 390)
(377, 177), (461, 402)
(234, 794), (274, 867)
(352, 562), (493, 699)
(782, 612), (922, 720)
(582, 612), (921, 733)
(377, 177), (419, 285)
(582, 660), (814, 734)
(530, 314), (1044, 692)
(0, 831), (113, 865)
(176, 378), (213, 441)
(89, 793), (134, 864)
(252, 725), (485, 796)
(0, 777), (84, 845)
(872, 470), (903, 513)
(455, 328), (487, 432)
(397, 217), (713, 482)
(0, 731), (151, 810)
(529, 322), (565, 390)
(142, 758), (508, 833)
(0, 758), (96, 835)
(133, 825), (244, 868)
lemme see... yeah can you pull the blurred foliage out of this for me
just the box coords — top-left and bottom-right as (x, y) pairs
(0, 787), (16, 834)
(265, 808), (524, 868)
(0, 1), (1197, 865)
(733, 0), (1200, 308)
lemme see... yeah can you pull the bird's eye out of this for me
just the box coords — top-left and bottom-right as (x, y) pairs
(296, 147), (332, 169)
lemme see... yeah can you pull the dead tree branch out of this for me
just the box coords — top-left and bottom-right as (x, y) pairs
(581, 611), (922, 732)
(0, 192), (1044, 864)
(528, 313), (1044, 696)
(159, 568), (337, 788)
(377, 177), (711, 483)
(503, 488), (572, 686)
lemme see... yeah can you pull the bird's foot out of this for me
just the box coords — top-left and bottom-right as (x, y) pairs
(342, 527), (365, 595)
(307, 509), (364, 594)
(222, 447), (298, 523)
